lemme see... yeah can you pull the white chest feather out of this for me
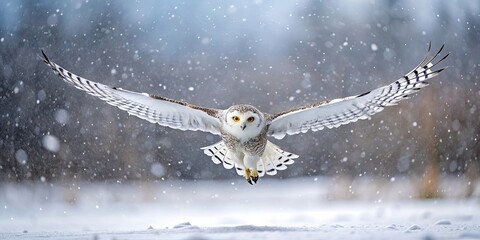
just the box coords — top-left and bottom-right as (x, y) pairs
(224, 123), (262, 142)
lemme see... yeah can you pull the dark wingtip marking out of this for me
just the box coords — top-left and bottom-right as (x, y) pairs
(40, 49), (49, 63)
(437, 52), (450, 64)
(428, 41), (432, 52)
(357, 91), (371, 98)
(436, 67), (447, 74)
(267, 169), (276, 173)
(438, 43), (445, 54)
(276, 163), (283, 168)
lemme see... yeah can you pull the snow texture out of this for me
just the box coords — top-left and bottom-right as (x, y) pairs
(1, 178), (479, 240)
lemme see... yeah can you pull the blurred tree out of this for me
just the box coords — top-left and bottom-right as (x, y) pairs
(418, 89), (440, 198)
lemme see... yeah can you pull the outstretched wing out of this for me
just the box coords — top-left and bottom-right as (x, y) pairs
(267, 43), (449, 139)
(41, 50), (222, 135)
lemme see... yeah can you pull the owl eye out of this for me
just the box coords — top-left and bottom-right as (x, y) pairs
(247, 116), (255, 122)
(232, 116), (240, 122)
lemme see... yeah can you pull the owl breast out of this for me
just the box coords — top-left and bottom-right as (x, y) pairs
(221, 126), (268, 157)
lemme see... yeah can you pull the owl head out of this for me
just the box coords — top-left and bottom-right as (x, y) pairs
(223, 105), (265, 141)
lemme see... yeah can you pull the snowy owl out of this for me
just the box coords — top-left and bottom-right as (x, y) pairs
(41, 43), (448, 184)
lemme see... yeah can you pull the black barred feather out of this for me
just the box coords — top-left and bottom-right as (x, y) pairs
(41, 44), (448, 183)
(201, 141), (298, 177)
(267, 43), (448, 139)
(201, 142), (235, 170)
(41, 50), (222, 135)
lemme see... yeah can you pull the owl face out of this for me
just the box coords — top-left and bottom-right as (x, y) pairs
(223, 105), (264, 141)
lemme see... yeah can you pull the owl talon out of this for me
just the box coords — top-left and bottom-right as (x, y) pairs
(244, 168), (258, 185)
(251, 170), (259, 183)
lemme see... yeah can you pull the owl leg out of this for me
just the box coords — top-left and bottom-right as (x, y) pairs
(244, 169), (258, 184)
(244, 168), (253, 185)
(244, 155), (259, 184)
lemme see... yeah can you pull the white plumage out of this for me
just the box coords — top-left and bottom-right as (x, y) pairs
(267, 44), (448, 139)
(41, 43), (448, 185)
(41, 55), (222, 135)
(202, 140), (297, 178)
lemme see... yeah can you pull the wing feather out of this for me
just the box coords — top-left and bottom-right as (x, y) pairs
(41, 50), (222, 135)
(267, 43), (448, 139)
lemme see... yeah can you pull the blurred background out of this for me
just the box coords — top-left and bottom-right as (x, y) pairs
(1, 0), (479, 199)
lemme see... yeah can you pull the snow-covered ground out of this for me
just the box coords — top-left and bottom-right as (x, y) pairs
(1, 178), (479, 240)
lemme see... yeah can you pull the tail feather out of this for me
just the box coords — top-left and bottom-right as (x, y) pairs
(202, 141), (224, 164)
(234, 163), (244, 176)
(202, 140), (298, 177)
(260, 141), (298, 176)
(201, 142), (235, 169)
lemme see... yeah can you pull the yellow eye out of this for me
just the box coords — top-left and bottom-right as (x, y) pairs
(247, 116), (255, 122)
(232, 116), (240, 122)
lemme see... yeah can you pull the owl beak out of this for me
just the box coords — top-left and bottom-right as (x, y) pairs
(241, 124), (247, 130)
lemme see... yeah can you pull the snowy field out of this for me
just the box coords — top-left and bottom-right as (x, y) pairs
(1, 178), (479, 240)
